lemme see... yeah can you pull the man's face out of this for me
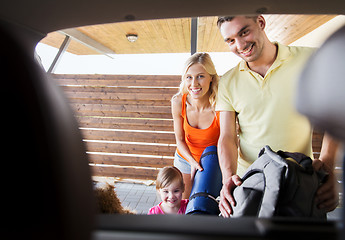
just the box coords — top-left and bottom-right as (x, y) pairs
(220, 16), (265, 63)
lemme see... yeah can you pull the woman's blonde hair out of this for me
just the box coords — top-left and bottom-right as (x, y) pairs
(156, 166), (184, 191)
(177, 52), (219, 108)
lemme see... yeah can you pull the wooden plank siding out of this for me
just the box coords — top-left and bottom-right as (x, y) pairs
(53, 74), (337, 182)
(312, 129), (324, 160)
(53, 74), (180, 180)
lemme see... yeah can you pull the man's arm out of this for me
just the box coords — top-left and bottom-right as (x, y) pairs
(314, 133), (340, 212)
(217, 111), (241, 217)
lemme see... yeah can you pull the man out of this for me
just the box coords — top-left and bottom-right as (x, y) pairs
(215, 15), (339, 218)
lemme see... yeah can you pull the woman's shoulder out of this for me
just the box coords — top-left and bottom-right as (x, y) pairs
(171, 93), (183, 104)
(171, 93), (184, 114)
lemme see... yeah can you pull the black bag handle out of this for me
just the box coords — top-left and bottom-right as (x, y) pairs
(276, 150), (328, 184)
(277, 150), (314, 174)
(240, 169), (264, 182)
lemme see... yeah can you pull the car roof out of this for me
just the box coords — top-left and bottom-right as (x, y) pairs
(1, 0), (345, 35)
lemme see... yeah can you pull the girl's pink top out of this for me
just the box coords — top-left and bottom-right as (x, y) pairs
(147, 199), (189, 215)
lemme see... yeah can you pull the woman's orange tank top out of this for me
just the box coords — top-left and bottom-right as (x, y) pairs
(176, 94), (220, 163)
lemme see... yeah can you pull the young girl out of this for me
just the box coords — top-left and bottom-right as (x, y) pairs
(171, 52), (220, 199)
(148, 166), (188, 215)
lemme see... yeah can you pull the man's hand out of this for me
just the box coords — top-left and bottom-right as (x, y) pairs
(219, 175), (242, 218)
(313, 159), (339, 212)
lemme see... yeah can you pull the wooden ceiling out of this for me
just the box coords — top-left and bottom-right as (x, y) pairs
(40, 15), (336, 55)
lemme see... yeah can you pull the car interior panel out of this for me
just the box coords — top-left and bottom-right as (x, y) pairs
(1, 0), (345, 239)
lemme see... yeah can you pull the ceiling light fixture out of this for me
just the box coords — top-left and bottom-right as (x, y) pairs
(126, 34), (138, 42)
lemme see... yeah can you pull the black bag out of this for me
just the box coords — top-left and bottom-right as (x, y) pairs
(232, 145), (328, 218)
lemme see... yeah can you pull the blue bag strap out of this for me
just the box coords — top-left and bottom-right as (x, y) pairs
(189, 192), (218, 203)
(200, 150), (217, 160)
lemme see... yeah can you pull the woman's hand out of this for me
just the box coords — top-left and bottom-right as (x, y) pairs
(190, 160), (203, 182)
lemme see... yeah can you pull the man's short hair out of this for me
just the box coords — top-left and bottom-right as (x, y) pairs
(217, 15), (259, 28)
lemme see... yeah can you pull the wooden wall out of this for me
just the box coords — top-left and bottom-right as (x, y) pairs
(53, 74), (179, 180)
(53, 74), (336, 181)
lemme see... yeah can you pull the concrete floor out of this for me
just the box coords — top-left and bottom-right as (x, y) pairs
(115, 182), (160, 214)
(114, 181), (343, 219)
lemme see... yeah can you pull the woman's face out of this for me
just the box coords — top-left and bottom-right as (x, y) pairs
(184, 63), (212, 100)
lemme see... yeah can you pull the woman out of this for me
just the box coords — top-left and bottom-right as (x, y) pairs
(171, 52), (220, 199)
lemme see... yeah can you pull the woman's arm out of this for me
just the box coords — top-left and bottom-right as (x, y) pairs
(171, 95), (203, 172)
